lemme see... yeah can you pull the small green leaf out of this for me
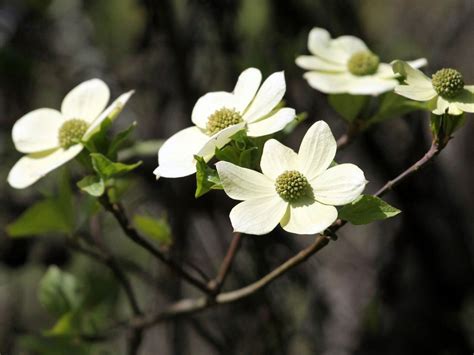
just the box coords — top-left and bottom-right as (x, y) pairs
(338, 195), (401, 225)
(19, 334), (91, 355)
(107, 121), (137, 158)
(91, 153), (141, 178)
(38, 266), (85, 316)
(7, 199), (74, 237)
(328, 94), (369, 122)
(133, 214), (172, 246)
(195, 156), (222, 198)
(77, 175), (105, 197)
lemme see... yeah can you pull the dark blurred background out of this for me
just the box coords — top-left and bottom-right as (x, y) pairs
(0, 0), (473, 354)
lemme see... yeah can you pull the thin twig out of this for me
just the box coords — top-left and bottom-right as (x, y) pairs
(208, 232), (242, 293)
(99, 194), (211, 294)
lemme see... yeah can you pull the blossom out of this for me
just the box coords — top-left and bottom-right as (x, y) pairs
(295, 27), (427, 96)
(8, 79), (133, 189)
(216, 121), (367, 235)
(392, 60), (474, 115)
(154, 68), (296, 178)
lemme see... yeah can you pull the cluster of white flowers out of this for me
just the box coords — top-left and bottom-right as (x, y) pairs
(8, 27), (466, 236)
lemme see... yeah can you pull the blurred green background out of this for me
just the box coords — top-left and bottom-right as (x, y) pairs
(0, 0), (473, 354)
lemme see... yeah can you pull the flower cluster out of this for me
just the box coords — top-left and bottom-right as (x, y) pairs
(9, 26), (466, 237)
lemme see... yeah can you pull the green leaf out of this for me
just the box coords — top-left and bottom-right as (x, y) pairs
(47, 312), (81, 336)
(107, 121), (137, 158)
(7, 199), (74, 237)
(215, 145), (241, 165)
(90, 153), (142, 178)
(77, 175), (105, 197)
(133, 214), (172, 246)
(195, 156), (222, 198)
(369, 92), (428, 123)
(338, 195), (401, 225)
(19, 334), (90, 355)
(328, 94), (369, 122)
(38, 266), (85, 316)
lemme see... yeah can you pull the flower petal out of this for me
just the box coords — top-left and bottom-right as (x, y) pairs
(394, 84), (437, 101)
(7, 145), (83, 189)
(452, 87), (474, 113)
(229, 196), (288, 235)
(154, 126), (209, 178)
(280, 200), (337, 235)
(311, 163), (367, 206)
(307, 27), (347, 64)
(260, 139), (298, 179)
(295, 55), (346, 72)
(84, 91), (134, 139)
(377, 59), (428, 79)
(246, 108), (295, 137)
(216, 161), (275, 200)
(61, 78), (110, 122)
(196, 122), (246, 158)
(243, 71), (286, 123)
(233, 67), (262, 113)
(12, 108), (63, 153)
(302, 71), (352, 94)
(346, 75), (398, 96)
(391, 60), (433, 88)
(332, 35), (368, 57)
(297, 121), (337, 180)
(191, 92), (237, 129)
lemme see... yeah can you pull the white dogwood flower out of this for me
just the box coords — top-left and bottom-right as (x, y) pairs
(8, 79), (133, 189)
(392, 60), (474, 115)
(216, 121), (367, 235)
(154, 68), (296, 178)
(295, 27), (427, 96)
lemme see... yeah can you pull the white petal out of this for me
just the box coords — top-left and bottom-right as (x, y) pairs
(233, 68), (262, 113)
(7, 146), (83, 189)
(84, 90), (134, 139)
(451, 87), (474, 113)
(216, 161), (275, 200)
(407, 58), (428, 69)
(346, 76), (398, 96)
(243, 71), (286, 123)
(154, 126), (209, 178)
(260, 139), (298, 179)
(61, 78), (110, 122)
(297, 121), (336, 181)
(12, 108), (62, 153)
(332, 35), (368, 57)
(191, 92), (237, 129)
(307, 27), (347, 64)
(295, 55), (346, 72)
(311, 164), (366, 206)
(394, 84), (437, 101)
(246, 108), (295, 137)
(391, 60), (433, 88)
(303, 71), (352, 94)
(446, 102), (463, 115)
(432, 96), (455, 115)
(196, 122), (246, 158)
(280, 200), (337, 235)
(229, 196), (288, 235)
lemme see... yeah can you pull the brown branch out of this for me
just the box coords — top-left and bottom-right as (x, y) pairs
(207, 232), (242, 294)
(99, 194), (211, 294)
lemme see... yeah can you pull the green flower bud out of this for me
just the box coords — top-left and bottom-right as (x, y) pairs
(275, 170), (311, 202)
(347, 51), (380, 76)
(206, 108), (243, 136)
(58, 119), (88, 149)
(431, 68), (464, 98)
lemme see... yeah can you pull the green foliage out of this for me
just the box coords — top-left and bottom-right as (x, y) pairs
(107, 121), (137, 159)
(338, 195), (401, 225)
(195, 156), (222, 198)
(19, 334), (91, 355)
(133, 214), (172, 246)
(7, 171), (74, 237)
(91, 153), (142, 179)
(329, 94), (369, 122)
(77, 175), (105, 197)
(38, 266), (85, 317)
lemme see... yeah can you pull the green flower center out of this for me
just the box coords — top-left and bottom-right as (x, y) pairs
(206, 108), (243, 136)
(58, 119), (88, 149)
(275, 170), (311, 203)
(431, 68), (464, 98)
(347, 51), (380, 76)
